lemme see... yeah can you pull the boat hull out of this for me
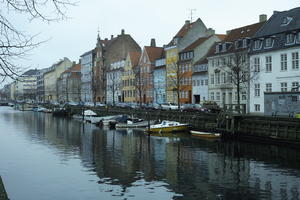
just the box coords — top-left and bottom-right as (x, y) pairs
(190, 131), (221, 139)
(149, 125), (188, 133)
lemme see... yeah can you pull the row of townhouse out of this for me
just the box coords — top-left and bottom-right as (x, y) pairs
(1, 7), (299, 115)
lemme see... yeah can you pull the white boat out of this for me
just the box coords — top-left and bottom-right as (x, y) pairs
(190, 130), (221, 139)
(148, 120), (188, 133)
(116, 120), (156, 128)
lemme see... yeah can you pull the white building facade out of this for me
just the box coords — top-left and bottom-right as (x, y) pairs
(81, 50), (94, 103)
(249, 8), (300, 113)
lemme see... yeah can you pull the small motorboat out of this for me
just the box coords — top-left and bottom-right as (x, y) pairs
(116, 119), (156, 128)
(148, 120), (188, 133)
(190, 130), (221, 139)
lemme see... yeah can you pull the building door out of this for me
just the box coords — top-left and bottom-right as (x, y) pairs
(194, 95), (200, 104)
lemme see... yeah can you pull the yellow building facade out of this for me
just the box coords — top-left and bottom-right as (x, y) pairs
(122, 52), (141, 102)
(165, 47), (179, 103)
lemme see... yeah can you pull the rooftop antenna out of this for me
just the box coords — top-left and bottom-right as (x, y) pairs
(188, 9), (196, 22)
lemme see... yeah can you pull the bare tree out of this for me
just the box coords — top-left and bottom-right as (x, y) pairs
(107, 69), (121, 106)
(218, 52), (257, 113)
(0, 0), (75, 83)
(166, 61), (188, 109)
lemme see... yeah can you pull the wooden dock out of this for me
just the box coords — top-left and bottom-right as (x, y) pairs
(0, 176), (8, 200)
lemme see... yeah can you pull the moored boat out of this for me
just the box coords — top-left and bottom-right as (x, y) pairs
(148, 120), (188, 133)
(190, 130), (221, 139)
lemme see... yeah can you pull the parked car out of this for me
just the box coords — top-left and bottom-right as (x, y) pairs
(95, 102), (106, 107)
(180, 104), (204, 112)
(161, 102), (178, 110)
(84, 102), (94, 107)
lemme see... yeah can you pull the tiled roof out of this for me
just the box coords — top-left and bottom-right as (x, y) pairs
(180, 37), (210, 53)
(254, 7), (300, 38)
(129, 52), (141, 67)
(207, 21), (266, 57)
(144, 46), (164, 63)
(216, 34), (226, 41)
(224, 22), (265, 42)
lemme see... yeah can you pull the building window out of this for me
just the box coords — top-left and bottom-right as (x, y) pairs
(265, 56), (272, 72)
(254, 57), (260, 72)
(216, 73), (220, 85)
(292, 82), (299, 91)
(280, 54), (287, 71)
(266, 83), (272, 92)
(298, 32), (300, 42)
(211, 92), (214, 101)
(255, 84), (260, 97)
(216, 92), (220, 101)
(292, 52), (299, 70)
(255, 104), (260, 112)
(286, 34), (295, 45)
(197, 80), (200, 86)
(193, 80), (196, 86)
(243, 39), (248, 48)
(221, 72), (226, 83)
(205, 79), (208, 85)
(281, 82), (287, 92)
(265, 38), (273, 48)
(210, 74), (214, 85)
(227, 72), (232, 83)
(253, 40), (261, 50)
(242, 91), (247, 100)
(201, 80), (204, 86)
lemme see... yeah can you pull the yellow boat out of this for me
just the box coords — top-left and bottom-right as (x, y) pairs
(190, 130), (221, 139)
(147, 120), (188, 133)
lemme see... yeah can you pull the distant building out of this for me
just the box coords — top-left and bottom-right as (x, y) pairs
(207, 18), (266, 112)
(80, 50), (95, 103)
(153, 55), (166, 104)
(57, 63), (81, 103)
(105, 29), (141, 105)
(37, 67), (52, 102)
(15, 69), (39, 101)
(44, 58), (73, 102)
(249, 8), (300, 113)
(136, 39), (164, 104)
(165, 18), (216, 104)
(122, 51), (141, 103)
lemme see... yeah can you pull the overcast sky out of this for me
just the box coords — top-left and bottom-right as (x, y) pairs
(3, 0), (300, 84)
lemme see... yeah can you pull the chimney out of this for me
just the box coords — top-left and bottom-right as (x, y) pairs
(226, 30), (231, 35)
(273, 11), (279, 15)
(111, 35), (114, 39)
(105, 38), (108, 41)
(121, 29), (125, 35)
(206, 28), (215, 36)
(259, 14), (267, 22)
(150, 38), (156, 47)
(185, 20), (190, 26)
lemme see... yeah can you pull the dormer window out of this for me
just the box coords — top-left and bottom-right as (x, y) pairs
(215, 44), (221, 53)
(286, 33), (295, 45)
(253, 40), (261, 50)
(281, 17), (293, 26)
(265, 38), (273, 48)
(242, 39), (248, 48)
(222, 43), (227, 52)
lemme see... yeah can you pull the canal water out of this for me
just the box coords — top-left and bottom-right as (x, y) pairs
(0, 107), (300, 200)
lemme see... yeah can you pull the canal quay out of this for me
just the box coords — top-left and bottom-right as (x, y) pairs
(1, 106), (300, 200)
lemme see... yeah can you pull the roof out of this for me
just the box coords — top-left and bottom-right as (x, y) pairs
(193, 57), (208, 65)
(22, 69), (39, 76)
(254, 7), (300, 38)
(166, 21), (196, 47)
(216, 34), (226, 41)
(62, 63), (81, 74)
(129, 52), (141, 67)
(144, 46), (164, 62)
(207, 21), (266, 57)
(224, 22), (265, 42)
(180, 36), (210, 52)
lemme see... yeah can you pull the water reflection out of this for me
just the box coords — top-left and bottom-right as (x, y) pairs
(0, 107), (300, 200)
